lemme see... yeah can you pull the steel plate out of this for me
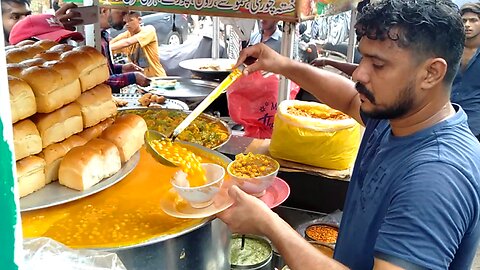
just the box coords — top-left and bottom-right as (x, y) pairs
(179, 58), (236, 73)
(145, 76), (218, 99)
(113, 94), (189, 110)
(20, 151), (140, 212)
(118, 107), (231, 150)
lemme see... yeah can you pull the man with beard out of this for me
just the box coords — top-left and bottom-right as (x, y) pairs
(452, 3), (480, 140)
(99, 8), (150, 92)
(218, 0), (480, 269)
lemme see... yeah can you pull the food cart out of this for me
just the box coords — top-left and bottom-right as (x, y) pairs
(0, 1), (361, 269)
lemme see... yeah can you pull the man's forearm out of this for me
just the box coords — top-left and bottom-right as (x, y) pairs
(264, 214), (349, 270)
(110, 39), (134, 51)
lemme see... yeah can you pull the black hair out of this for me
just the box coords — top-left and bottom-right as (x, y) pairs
(357, 0), (370, 14)
(461, 3), (480, 16)
(355, 0), (464, 84)
(2, 0), (31, 6)
(128, 11), (141, 17)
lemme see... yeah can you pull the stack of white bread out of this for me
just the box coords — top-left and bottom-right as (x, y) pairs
(8, 40), (147, 197)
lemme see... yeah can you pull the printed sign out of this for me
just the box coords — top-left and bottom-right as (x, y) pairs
(64, 0), (357, 22)
(101, 0), (297, 21)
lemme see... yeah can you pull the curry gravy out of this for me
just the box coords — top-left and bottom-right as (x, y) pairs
(22, 147), (227, 248)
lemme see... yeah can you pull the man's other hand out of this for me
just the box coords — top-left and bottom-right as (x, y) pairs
(134, 72), (151, 87)
(235, 43), (289, 76)
(123, 63), (144, 73)
(56, 3), (83, 30)
(310, 58), (328, 67)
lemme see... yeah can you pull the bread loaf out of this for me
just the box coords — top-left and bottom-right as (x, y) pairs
(34, 40), (58, 50)
(101, 114), (147, 162)
(20, 63), (81, 113)
(77, 117), (114, 141)
(32, 103), (84, 148)
(86, 138), (121, 178)
(17, 156), (46, 198)
(58, 145), (103, 191)
(61, 46), (109, 92)
(15, 40), (36, 47)
(38, 135), (87, 184)
(47, 44), (74, 53)
(7, 63), (25, 77)
(9, 76), (36, 123)
(13, 119), (42, 161)
(6, 45), (45, 63)
(75, 84), (117, 128)
(20, 58), (46, 67)
(58, 138), (121, 191)
(34, 51), (62, 61)
(6, 47), (32, 63)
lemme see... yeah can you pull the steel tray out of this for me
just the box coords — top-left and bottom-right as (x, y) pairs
(118, 107), (231, 150)
(145, 76), (218, 99)
(20, 151), (140, 212)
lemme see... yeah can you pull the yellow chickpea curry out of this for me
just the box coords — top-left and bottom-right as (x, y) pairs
(119, 109), (230, 149)
(21, 147), (228, 249)
(230, 153), (278, 178)
(287, 106), (350, 120)
(151, 139), (207, 187)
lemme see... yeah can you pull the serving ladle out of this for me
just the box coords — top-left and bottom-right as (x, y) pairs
(145, 57), (257, 167)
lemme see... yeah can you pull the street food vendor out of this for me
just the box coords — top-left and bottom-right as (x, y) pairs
(218, 0), (480, 269)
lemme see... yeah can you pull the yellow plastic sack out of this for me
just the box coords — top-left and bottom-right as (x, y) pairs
(269, 100), (361, 170)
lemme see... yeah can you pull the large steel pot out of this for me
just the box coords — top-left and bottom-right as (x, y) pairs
(103, 219), (230, 270)
(100, 142), (234, 270)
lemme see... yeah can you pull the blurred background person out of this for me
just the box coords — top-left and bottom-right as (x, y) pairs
(99, 8), (150, 92)
(452, 2), (480, 140)
(248, 19), (282, 53)
(8, 13), (84, 45)
(110, 11), (166, 77)
(2, 0), (81, 45)
(2, 0), (31, 45)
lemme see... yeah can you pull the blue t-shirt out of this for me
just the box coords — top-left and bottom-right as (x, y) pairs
(451, 49), (480, 136)
(334, 105), (480, 269)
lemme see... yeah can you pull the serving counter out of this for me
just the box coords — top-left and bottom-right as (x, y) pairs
(19, 130), (348, 269)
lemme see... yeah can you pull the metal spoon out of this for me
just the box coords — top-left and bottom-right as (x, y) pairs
(145, 57), (257, 167)
(241, 234), (246, 250)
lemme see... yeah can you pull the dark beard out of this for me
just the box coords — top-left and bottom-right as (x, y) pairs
(360, 81), (415, 120)
(108, 17), (125, 30)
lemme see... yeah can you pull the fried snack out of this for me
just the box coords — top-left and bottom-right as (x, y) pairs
(138, 93), (166, 107)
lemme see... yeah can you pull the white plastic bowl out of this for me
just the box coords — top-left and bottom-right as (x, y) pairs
(171, 163), (225, 208)
(226, 158), (279, 197)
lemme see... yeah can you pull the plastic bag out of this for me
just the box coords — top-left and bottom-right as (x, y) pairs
(22, 237), (127, 270)
(269, 100), (360, 170)
(227, 71), (300, 139)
